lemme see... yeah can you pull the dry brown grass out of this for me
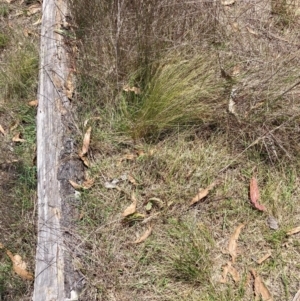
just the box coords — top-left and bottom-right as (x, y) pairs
(67, 1), (300, 300)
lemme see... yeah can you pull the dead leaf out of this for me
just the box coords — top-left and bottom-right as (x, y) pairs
(232, 64), (241, 76)
(6, 250), (33, 280)
(119, 153), (137, 163)
(221, 0), (235, 5)
(28, 100), (38, 107)
(251, 269), (274, 301)
(246, 26), (259, 36)
(64, 72), (75, 99)
(228, 224), (245, 263)
(123, 85), (141, 95)
(134, 226), (153, 244)
(249, 177), (266, 211)
(0, 124), (6, 136)
(257, 252), (272, 264)
(79, 155), (90, 167)
(69, 180), (82, 190)
(220, 262), (230, 283)
(82, 177), (94, 189)
(69, 178), (94, 190)
(127, 174), (138, 186)
(27, 4), (41, 16)
(0, 243), (4, 249)
(190, 181), (216, 206)
(287, 226), (300, 236)
(10, 121), (19, 132)
(220, 261), (240, 283)
(12, 133), (26, 143)
(80, 126), (92, 156)
(33, 18), (42, 26)
(122, 193), (137, 217)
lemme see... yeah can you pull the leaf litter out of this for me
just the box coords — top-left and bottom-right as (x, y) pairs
(251, 269), (274, 301)
(122, 192), (138, 217)
(134, 225), (153, 244)
(228, 224), (244, 263)
(6, 250), (33, 280)
(249, 177), (266, 211)
(190, 181), (217, 206)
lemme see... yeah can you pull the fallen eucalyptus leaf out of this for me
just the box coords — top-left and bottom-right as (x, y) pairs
(0, 124), (6, 136)
(122, 193), (137, 217)
(190, 181), (216, 206)
(287, 226), (300, 236)
(12, 133), (26, 143)
(6, 250), (33, 280)
(251, 269), (274, 301)
(249, 177), (266, 211)
(228, 224), (244, 263)
(134, 226), (152, 244)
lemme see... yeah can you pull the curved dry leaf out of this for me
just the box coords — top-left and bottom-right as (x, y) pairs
(28, 100), (38, 107)
(190, 181), (216, 206)
(221, 0), (235, 5)
(81, 126), (92, 156)
(250, 177), (266, 211)
(134, 226), (152, 244)
(6, 250), (33, 280)
(127, 174), (137, 186)
(12, 133), (26, 143)
(119, 153), (137, 164)
(69, 179), (82, 190)
(27, 4), (41, 16)
(0, 243), (4, 249)
(79, 154), (90, 167)
(228, 224), (245, 263)
(123, 85), (141, 95)
(122, 193), (137, 217)
(82, 178), (94, 189)
(0, 124), (6, 136)
(251, 269), (274, 301)
(221, 261), (240, 283)
(287, 226), (300, 236)
(69, 178), (94, 190)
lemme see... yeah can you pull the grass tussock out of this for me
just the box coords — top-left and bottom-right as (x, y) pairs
(122, 53), (226, 139)
(0, 43), (38, 99)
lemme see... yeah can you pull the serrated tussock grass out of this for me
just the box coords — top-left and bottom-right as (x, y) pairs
(122, 53), (226, 139)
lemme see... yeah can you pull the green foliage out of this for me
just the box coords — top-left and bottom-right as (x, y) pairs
(0, 44), (38, 99)
(0, 4), (9, 17)
(123, 53), (226, 139)
(167, 219), (214, 284)
(0, 33), (9, 48)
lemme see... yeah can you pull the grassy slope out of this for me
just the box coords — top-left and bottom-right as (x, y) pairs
(69, 1), (300, 300)
(1, 1), (300, 301)
(0, 1), (40, 300)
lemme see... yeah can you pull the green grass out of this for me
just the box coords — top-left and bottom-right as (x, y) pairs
(0, 4), (9, 18)
(121, 53), (226, 139)
(0, 3), (39, 299)
(0, 33), (9, 48)
(0, 43), (38, 99)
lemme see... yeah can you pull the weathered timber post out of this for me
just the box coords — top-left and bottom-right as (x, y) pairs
(33, 0), (83, 300)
